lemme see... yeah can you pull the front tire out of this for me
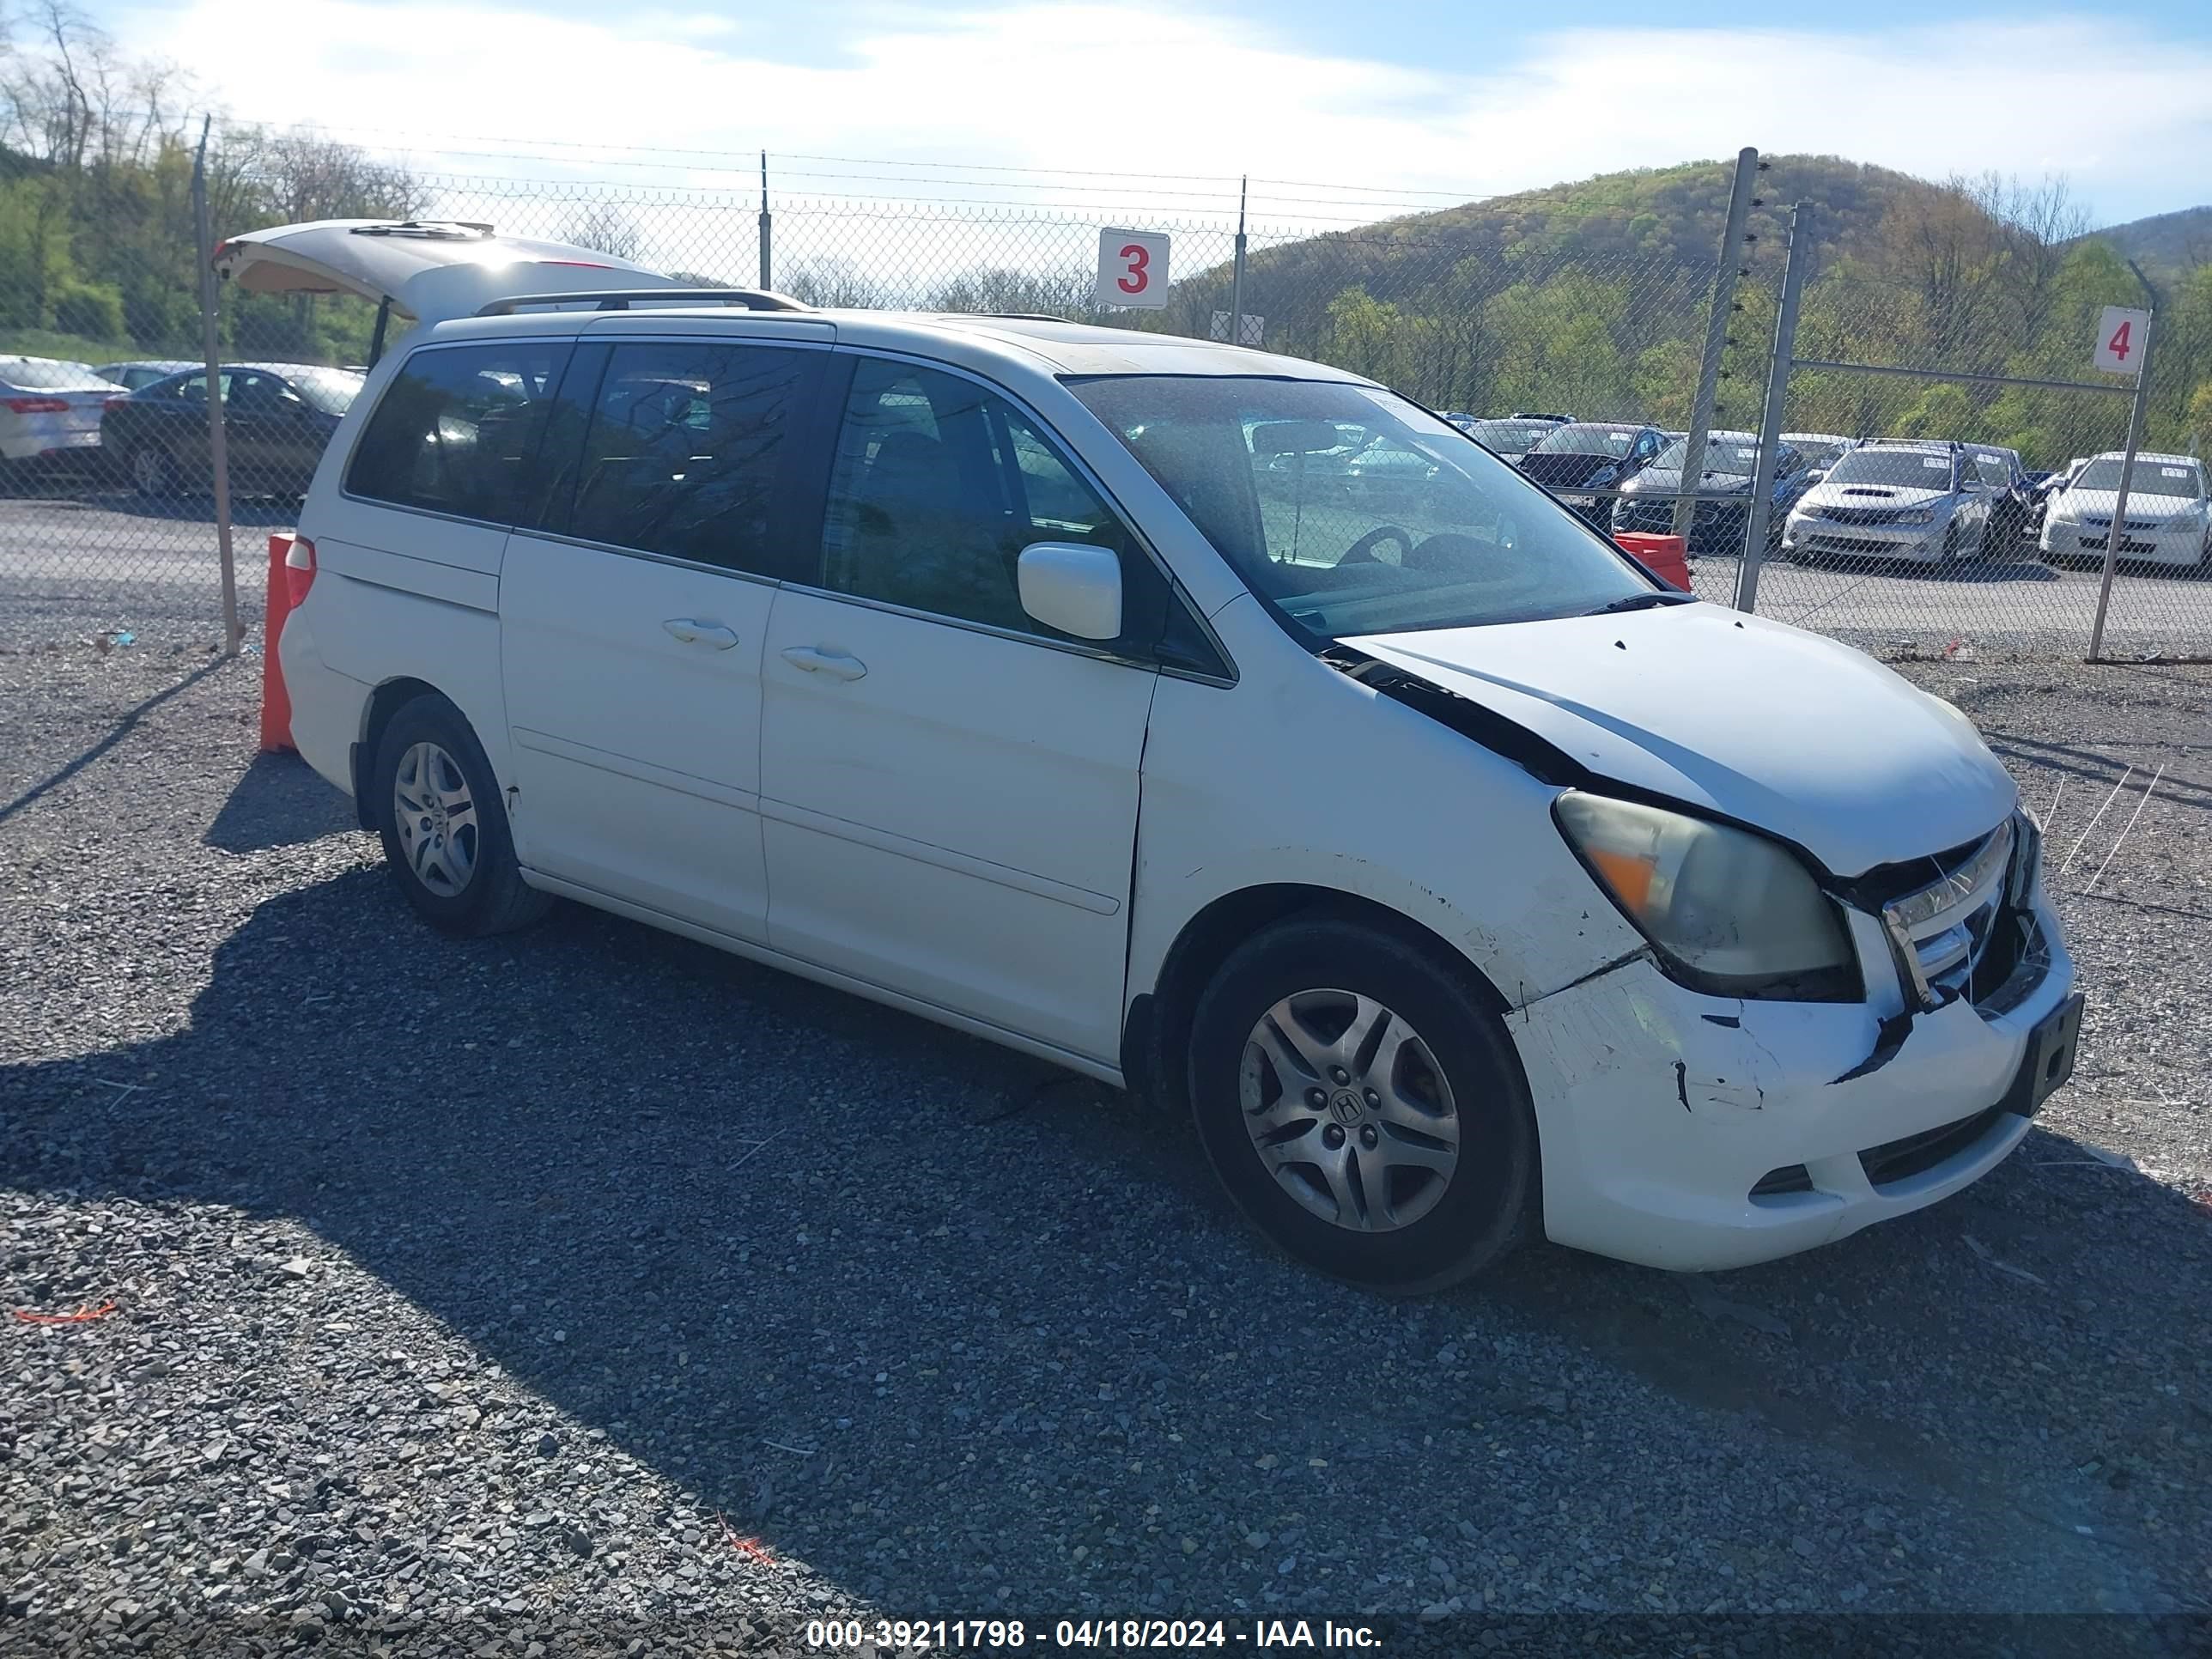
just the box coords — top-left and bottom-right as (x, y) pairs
(370, 694), (550, 937)
(1187, 915), (1537, 1293)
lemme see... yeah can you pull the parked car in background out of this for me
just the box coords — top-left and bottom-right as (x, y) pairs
(1965, 445), (2033, 553)
(95, 358), (199, 392)
(0, 356), (126, 488)
(100, 362), (367, 498)
(1462, 416), (1567, 464)
(1610, 430), (1814, 556)
(2039, 452), (2209, 570)
(1780, 432), (1856, 478)
(1517, 422), (1667, 523)
(1779, 441), (1996, 565)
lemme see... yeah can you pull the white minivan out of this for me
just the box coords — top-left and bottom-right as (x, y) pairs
(275, 277), (2082, 1291)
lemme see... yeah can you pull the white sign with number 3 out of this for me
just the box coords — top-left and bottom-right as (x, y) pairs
(2094, 306), (2150, 376)
(1097, 228), (1170, 309)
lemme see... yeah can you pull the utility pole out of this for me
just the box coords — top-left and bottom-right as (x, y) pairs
(1674, 148), (1761, 539)
(1735, 202), (1812, 615)
(191, 113), (239, 655)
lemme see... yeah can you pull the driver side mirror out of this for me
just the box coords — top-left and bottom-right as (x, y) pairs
(1018, 542), (1122, 641)
(1804, 469), (1826, 484)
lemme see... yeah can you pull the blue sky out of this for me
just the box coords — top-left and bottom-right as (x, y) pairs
(95, 0), (2212, 228)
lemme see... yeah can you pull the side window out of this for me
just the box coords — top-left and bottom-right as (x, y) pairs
(346, 343), (571, 525)
(565, 341), (809, 573)
(821, 358), (1129, 637)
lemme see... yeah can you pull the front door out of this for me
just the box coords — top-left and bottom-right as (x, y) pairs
(759, 356), (1158, 1063)
(500, 336), (824, 945)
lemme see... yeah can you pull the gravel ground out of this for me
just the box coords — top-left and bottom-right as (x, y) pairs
(3, 633), (2209, 1656)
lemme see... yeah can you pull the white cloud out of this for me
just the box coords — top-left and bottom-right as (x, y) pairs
(116, 0), (2212, 231)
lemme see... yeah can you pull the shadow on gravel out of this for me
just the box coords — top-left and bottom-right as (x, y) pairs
(0, 657), (228, 827)
(4, 868), (2208, 1614)
(204, 750), (359, 853)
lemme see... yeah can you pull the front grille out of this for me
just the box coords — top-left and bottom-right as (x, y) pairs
(1807, 535), (1909, 556)
(1820, 505), (1914, 525)
(1859, 1106), (2008, 1187)
(1881, 819), (2015, 1000)
(2083, 516), (2154, 531)
(2080, 534), (2157, 554)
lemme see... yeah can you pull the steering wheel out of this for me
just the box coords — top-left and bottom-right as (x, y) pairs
(1405, 532), (1492, 570)
(1340, 525), (1414, 566)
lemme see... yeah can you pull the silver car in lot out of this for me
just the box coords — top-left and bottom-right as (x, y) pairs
(1780, 441), (1995, 566)
(0, 356), (126, 485)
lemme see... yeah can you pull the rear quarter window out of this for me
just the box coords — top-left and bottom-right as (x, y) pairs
(346, 343), (573, 524)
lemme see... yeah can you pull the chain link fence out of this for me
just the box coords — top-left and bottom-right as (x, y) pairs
(0, 154), (2205, 663)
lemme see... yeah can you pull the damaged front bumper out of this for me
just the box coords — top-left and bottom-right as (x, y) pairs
(1510, 884), (2078, 1273)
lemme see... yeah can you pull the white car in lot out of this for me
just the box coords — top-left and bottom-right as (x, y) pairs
(0, 356), (127, 484)
(1780, 440), (1996, 565)
(271, 270), (2081, 1290)
(2039, 452), (2210, 570)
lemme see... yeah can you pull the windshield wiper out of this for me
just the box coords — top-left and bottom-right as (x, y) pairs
(1583, 591), (1698, 616)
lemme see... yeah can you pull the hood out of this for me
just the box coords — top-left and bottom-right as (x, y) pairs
(1627, 466), (1753, 497)
(1793, 480), (1949, 514)
(212, 219), (685, 325)
(1520, 451), (1628, 487)
(2051, 487), (2203, 520)
(1341, 605), (2014, 877)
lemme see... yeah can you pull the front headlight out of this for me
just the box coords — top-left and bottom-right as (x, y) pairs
(1554, 793), (1856, 997)
(1899, 507), (1936, 525)
(2162, 507), (2206, 531)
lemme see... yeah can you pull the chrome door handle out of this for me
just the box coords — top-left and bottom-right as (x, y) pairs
(780, 645), (867, 682)
(664, 618), (738, 650)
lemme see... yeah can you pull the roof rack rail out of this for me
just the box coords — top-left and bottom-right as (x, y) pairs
(475, 288), (814, 317)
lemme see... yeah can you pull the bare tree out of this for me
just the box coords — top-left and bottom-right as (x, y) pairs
(557, 202), (647, 263)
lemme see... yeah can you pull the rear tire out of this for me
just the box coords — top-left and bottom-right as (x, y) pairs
(129, 445), (176, 498)
(1186, 915), (1537, 1294)
(371, 694), (550, 938)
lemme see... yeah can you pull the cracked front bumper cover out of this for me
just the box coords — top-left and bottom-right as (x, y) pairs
(1508, 893), (2077, 1271)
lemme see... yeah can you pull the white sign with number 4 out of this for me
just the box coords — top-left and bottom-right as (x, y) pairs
(2094, 306), (2150, 376)
(1097, 228), (1170, 309)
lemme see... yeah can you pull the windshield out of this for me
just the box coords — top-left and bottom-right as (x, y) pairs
(1790, 438), (1848, 471)
(1971, 453), (2014, 487)
(1469, 419), (1553, 453)
(2072, 458), (2205, 497)
(1066, 375), (1652, 639)
(289, 367), (366, 415)
(1655, 436), (1762, 475)
(0, 358), (110, 391)
(1531, 422), (1638, 458)
(1825, 448), (1957, 490)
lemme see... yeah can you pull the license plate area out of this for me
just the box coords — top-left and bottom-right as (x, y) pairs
(2006, 992), (2085, 1118)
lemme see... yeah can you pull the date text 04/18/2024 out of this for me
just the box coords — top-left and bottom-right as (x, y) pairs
(805, 1619), (1385, 1650)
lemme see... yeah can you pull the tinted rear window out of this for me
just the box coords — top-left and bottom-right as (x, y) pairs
(347, 343), (572, 523)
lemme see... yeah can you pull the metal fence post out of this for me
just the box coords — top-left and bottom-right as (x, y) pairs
(1674, 147), (1759, 539)
(1227, 175), (1249, 347)
(757, 151), (772, 291)
(191, 115), (239, 655)
(2087, 261), (2160, 663)
(1734, 201), (1812, 615)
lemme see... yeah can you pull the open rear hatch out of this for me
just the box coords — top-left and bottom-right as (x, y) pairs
(211, 219), (690, 352)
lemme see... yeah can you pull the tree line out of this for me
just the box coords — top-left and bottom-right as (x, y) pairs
(4, 6), (2205, 470)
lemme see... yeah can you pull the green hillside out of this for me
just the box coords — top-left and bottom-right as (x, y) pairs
(2090, 204), (2212, 284)
(1133, 155), (2212, 467)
